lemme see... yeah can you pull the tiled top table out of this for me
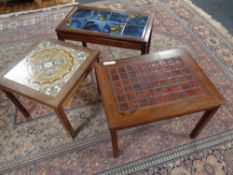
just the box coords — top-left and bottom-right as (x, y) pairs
(0, 38), (99, 138)
(55, 5), (155, 54)
(95, 48), (226, 157)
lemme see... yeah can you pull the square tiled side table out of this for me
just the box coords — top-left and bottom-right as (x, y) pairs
(55, 5), (154, 54)
(0, 38), (99, 138)
(95, 48), (226, 157)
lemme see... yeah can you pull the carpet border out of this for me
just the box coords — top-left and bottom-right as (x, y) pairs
(96, 129), (233, 175)
(185, 0), (233, 44)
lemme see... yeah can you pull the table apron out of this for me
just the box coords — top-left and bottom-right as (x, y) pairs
(56, 32), (145, 50)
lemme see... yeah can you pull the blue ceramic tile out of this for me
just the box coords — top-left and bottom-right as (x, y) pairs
(73, 9), (93, 18)
(82, 20), (106, 32)
(89, 10), (111, 21)
(103, 22), (125, 35)
(122, 25), (145, 38)
(65, 8), (147, 38)
(109, 13), (129, 23)
(127, 15), (148, 26)
(65, 17), (86, 29)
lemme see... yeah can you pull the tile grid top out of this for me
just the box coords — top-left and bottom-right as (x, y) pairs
(64, 8), (149, 38)
(108, 57), (206, 112)
(4, 41), (88, 97)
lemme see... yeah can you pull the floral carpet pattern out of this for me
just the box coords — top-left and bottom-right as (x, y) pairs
(0, 0), (232, 174)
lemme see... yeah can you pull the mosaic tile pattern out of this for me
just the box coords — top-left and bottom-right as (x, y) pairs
(64, 8), (148, 38)
(4, 41), (88, 97)
(108, 57), (206, 112)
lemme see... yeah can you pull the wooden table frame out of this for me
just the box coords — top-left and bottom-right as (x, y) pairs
(95, 48), (226, 157)
(55, 5), (155, 54)
(0, 38), (100, 139)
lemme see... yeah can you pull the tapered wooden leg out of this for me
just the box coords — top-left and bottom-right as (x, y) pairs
(82, 42), (87, 47)
(57, 33), (65, 41)
(95, 69), (101, 95)
(190, 107), (220, 138)
(55, 107), (76, 139)
(141, 44), (147, 55)
(146, 31), (152, 54)
(3, 91), (30, 118)
(110, 130), (119, 157)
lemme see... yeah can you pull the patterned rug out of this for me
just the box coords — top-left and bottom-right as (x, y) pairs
(0, 0), (232, 174)
(0, 0), (76, 17)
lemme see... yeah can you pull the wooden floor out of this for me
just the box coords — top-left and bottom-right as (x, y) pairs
(0, 0), (73, 15)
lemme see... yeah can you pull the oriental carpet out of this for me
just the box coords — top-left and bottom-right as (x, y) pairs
(0, 0), (233, 174)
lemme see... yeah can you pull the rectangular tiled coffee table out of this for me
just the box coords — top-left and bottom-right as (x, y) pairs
(95, 48), (226, 157)
(0, 38), (99, 138)
(55, 5), (154, 54)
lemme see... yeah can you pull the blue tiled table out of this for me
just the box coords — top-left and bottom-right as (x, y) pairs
(55, 5), (155, 54)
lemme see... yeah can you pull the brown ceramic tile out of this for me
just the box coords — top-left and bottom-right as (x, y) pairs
(119, 102), (129, 111)
(108, 57), (206, 112)
(129, 100), (139, 108)
(113, 80), (121, 87)
(117, 95), (127, 103)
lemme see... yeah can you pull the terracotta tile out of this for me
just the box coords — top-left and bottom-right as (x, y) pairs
(136, 91), (145, 99)
(191, 81), (199, 87)
(154, 88), (163, 96)
(142, 82), (152, 89)
(118, 67), (126, 73)
(119, 102), (129, 111)
(115, 87), (124, 95)
(110, 68), (117, 75)
(119, 73), (128, 79)
(138, 99), (149, 106)
(176, 91), (185, 99)
(126, 65), (133, 72)
(145, 89), (153, 97)
(113, 80), (121, 87)
(160, 80), (168, 86)
(117, 95), (127, 103)
(193, 87), (205, 95)
(158, 95), (170, 103)
(122, 79), (130, 85)
(149, 97), (158, 105)
(128, 72), (137, 79)
(184, 89), (193, 97)
(133, 84), (142, 91)
(129, 100), (139, 108)
(152, 81), (159, 87)
(127, 93), (136, 100)
(124, 86), (133, 93)
(112, 74), (120, 80)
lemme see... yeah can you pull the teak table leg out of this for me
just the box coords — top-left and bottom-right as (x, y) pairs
(55, 107), (76, 139)
(95, 69), (101, 95)
(110, 130), (119, 157)
(146, 31), (152, 54)
(141, 44), (147, 55)
(57, 33), (65, 41)
(190, 106), (220, 138)
(3, 91), (31, 118)
(82, 42), (87, 47)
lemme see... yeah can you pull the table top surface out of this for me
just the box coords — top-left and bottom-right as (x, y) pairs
(0, 38), (99, 108)
(96, 48), (226, 129)
(109, 55), (205, 112)
(56, 5), (154, 42)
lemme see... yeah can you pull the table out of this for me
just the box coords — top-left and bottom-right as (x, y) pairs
(95, 48), (226, 157)
(55, 5), (155, 54)
(0, 38), (99, 138)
